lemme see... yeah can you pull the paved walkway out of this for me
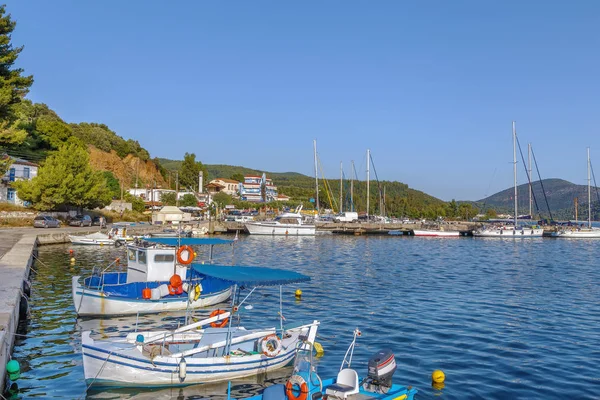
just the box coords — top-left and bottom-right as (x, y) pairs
(0, 231), (23, 260)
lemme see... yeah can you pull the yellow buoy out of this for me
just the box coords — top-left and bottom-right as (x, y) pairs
(70, 257), (76, 263)
(295, 289), (302, 298)
(313, 341), (324, 356)
(432, 370), (445, 384)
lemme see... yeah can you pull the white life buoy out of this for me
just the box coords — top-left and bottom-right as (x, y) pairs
(261, 334), (282, 357)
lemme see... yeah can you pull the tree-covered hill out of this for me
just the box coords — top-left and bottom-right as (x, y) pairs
(475, 178), (599, 220)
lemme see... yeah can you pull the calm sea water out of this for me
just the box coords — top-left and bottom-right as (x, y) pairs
(9, 235), (600, 399)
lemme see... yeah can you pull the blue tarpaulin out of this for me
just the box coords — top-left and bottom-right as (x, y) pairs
(191, 264), (310, 287)
(144, 237), (233, 246)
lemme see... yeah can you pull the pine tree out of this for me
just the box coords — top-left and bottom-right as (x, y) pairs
(0, 4), (34, 143)
(14, 143), (112, 211)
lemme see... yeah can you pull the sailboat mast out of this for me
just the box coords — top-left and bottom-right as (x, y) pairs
(588, 147), (591, 228)
(513, 121), (518, 227)
(351, 160), (354, 212)
(340, 161), (343, 213)
(314, 140), (319, 215)
(528, 143), (532, 218)
(366, 149), (370, 217)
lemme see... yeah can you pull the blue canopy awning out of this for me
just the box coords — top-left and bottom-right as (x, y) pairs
(144, 237), (234, 246)
(191, 264), (310, 287)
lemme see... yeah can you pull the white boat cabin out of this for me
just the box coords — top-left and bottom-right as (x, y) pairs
(126, 244), (188, 283)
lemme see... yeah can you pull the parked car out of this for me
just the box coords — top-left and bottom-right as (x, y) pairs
(33, 215), (61, 228)
(69, 215), (92, 227)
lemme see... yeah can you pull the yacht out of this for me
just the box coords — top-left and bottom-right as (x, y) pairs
(245, 205), (316, 235)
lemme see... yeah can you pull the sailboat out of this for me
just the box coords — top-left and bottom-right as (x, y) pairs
(552, 148), (600, 238)
(473, 122), (544, 238)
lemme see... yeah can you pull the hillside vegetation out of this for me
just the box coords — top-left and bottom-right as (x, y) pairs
(476, 178), (600, 220)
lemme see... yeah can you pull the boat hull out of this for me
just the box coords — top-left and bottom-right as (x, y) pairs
(412, 229), (460, 237)
(68, 235), (116, 245)
(82, 323), (318, 388)
(72, 276), (232, 316)
(551, 229), (600, 238)
(473, 227), (544, 237)
(245, 222), (316, 236)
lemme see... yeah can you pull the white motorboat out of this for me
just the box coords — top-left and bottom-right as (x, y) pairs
(245, 205), (316, 235)
(81, 265), (319, 388)
(68, 231), (116, 245)
(69, 224), (134, 245)
(72, 237), (235, 316)
(412, 229), (460, 237)
(474, 122), (543, 238)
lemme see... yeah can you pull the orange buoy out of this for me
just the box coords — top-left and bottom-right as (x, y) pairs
(142, 288), (152, 299)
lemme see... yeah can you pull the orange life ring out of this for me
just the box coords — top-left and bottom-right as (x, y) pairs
(286, 375), (308, 400)
(209, 309), (229, 328)
(176, 245), (195, 265)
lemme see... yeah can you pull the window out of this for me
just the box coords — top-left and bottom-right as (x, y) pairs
(128, 248), (136, 262)
(7, 188), (15, 201)
(154, 254), (175, 263)
(137, 250), (147, 265)
(9, 168), (15, 182)
(23, 167), (30, 179)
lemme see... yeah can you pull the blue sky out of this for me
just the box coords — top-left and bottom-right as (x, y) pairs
(6, 1), (600, 201)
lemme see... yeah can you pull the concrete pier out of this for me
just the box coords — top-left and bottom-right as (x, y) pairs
(0, 231), (35, 393)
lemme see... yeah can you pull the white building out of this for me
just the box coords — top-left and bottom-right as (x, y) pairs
(239, 175), (278, 202)
(0, 158), (38, 206)
(208, 178), (240, 196)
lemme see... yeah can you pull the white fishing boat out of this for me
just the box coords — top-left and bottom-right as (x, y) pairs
(81, 265), (319, 388)
(68, 231), (116, 245)
(473, 122), (544, 238)
(412, 229), (460, 237)
(245, 205), (316, 235)
(244, 328), (417, 400)
(72, 237), (234, 316)
(69, 223), (134, 246)
(552, 148), (600, 238)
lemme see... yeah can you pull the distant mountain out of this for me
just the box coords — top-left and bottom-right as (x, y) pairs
(476, 178), (600, 220)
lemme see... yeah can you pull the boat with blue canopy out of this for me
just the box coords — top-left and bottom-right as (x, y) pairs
(71, 237), (235, 316)
(81, 265), (319, 388)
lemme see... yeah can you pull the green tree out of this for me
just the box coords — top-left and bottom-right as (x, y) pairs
(230, 173), (244, 183)
(103, 171), (121, 199)
(179, 153), (208, 192)
(180, 193), (198, 207)
(212, 192), (232, 208)
(14, 143), (112, 211)
(0, 5), (34, 140)
(485, 208), (498, 219)
(124, 192), (146, 212)
(160, 192), (176, 206)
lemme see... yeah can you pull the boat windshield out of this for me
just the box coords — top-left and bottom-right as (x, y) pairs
(274, 217), (300, 224)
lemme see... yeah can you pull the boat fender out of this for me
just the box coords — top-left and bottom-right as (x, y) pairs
(168, 274), (184, 295)
(194, 283), (202, 301)
(176, 245), (195, 265)
(179, 357), (187, 382)
(209, 309), (229, 328)
(286, 374), (308, 400)
(22, 280), (31, 298)
(261, 334), (282, 357)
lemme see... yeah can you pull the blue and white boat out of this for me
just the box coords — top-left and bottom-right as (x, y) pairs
(244, 328), (417, 400)
(72, 237), (234, 316)
(81, 265), (319, 388)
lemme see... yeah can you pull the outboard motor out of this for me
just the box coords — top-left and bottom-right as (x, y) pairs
(362, 349), (396, 393)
